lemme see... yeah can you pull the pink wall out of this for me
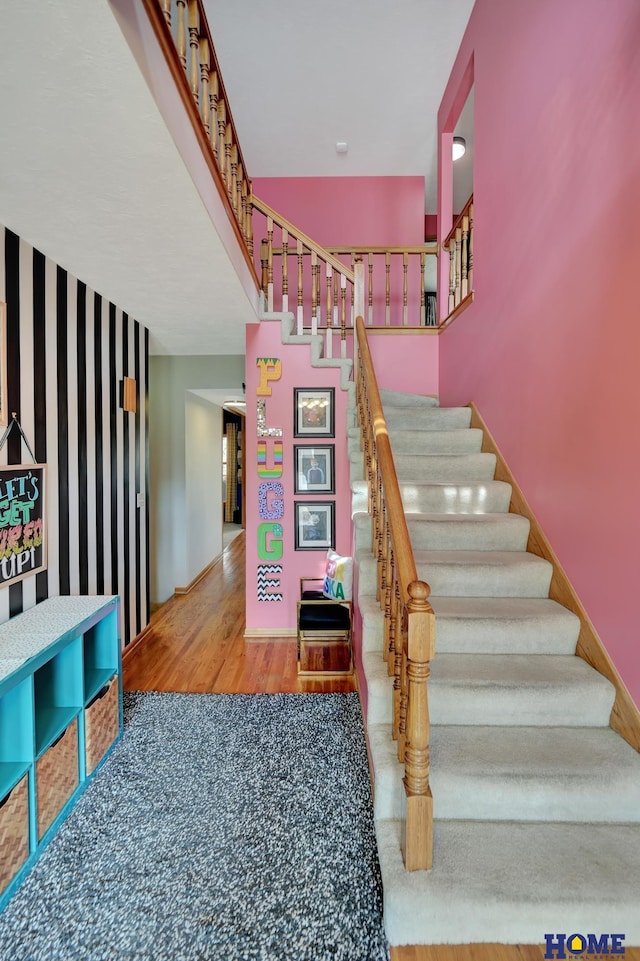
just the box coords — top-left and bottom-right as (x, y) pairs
(368, 333), (439, 396)
(252, 177), (425, 246)
(245, 319), (351, 632)
(438, 0), (640, 705)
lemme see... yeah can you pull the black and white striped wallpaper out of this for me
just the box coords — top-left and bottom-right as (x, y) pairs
(1, 225), (149, 647)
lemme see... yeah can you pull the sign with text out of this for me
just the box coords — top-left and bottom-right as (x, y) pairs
(0, 465), (47, 587)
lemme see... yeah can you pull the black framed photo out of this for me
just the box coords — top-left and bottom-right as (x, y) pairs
(293, 388), (335, 438)
(294, 501), (335, 550)
(293, 445), (335, 494)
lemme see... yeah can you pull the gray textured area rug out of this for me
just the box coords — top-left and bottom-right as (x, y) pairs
(0, 692), (389, 961)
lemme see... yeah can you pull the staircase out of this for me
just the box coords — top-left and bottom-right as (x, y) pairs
(348, 387), (640, 946)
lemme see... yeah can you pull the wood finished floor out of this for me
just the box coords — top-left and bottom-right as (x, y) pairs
(124, 533), (640, 961)
(122, 532), (355, 694)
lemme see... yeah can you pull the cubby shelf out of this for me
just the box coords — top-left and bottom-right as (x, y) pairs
(0, 595), (122, 906)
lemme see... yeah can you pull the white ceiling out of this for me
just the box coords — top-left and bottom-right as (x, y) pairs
(0, 0), (474, 355)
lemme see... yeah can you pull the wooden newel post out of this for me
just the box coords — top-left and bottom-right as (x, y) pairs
(401, 579), (435, 872)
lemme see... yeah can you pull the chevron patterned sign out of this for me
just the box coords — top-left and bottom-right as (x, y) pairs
(256, 564), (283, 602)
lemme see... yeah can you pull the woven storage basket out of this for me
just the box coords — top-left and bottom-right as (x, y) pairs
(0, 775), (29, 896)
(85, 677), (119, 775)
(36, 717), (79, 840)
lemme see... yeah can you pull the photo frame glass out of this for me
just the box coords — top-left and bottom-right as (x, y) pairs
(294, 388), (334, 438)
(294, 501), (335, 550)
(294, 445), (335, 494)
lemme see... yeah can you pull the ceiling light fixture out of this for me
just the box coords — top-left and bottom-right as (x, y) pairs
(452, 136), (466, 161)
(335, 141), (348, 154)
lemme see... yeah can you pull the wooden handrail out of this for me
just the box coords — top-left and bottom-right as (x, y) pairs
(267, 244), (439, 257)
(443, 193), (474, 249)
(355, 316), (435, 871)
(252, 196), (354, 280)
(143, 0), (258, 287)
(356, 319), (421, 604)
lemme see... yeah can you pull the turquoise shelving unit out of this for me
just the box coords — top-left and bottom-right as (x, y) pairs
(0, 595), (121, 909)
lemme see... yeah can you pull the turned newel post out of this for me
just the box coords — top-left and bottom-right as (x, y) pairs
(260, 240), (268, 300)
(401, 579), (435, 871)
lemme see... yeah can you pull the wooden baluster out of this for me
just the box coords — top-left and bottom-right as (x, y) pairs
(199, 38), (210, 137)
(266, 216), (274, 312)
(401, 581), (435, 872)
(238, 167), (245, 241)
(296, 239), (304, 335)
(246, 181), (254, 256)
(420, 251), (426, 327)
(402, 251), (409, 326)
(333, 271), (339, 331)
(392, 577), (404, 745)
(398, 600), (408, 760)
(368, 252), (374, 326)
(217, 100), (227, 186)
(260, 240), (268, 304)
(448, 241), (455, 315)
(454, 226), (462, 307)
(161, 0), (172, 27)
(281, 229), (289, 313)
(325, 264), (333, 359)
(340, 273), (347, 358)
(353, 259), (365, 328)
(224, 124), (233, 198)
(461, 215), (469, 299)
(468, 203), (474, 291)
(350, 253), (355, 327)
(176, 0), (187, 70)
(385, 251), (391, 326)
(311, 251), (318, 335)
(230, 146), (239, 216)
(384, 552), (398, 666)
(208, 70), (219, 162)
(188, 1), (199, 103)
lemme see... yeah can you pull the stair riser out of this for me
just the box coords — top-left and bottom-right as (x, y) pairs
(415, 560), (553, 598)
(390, 429), (484, 454)
(350, 451), (498, 484)
(383, 407), (472, 429)
(354, 514), (530, 553)
(433, 613), (579, 655)
(395, 453), (497, 483)
(365, 672), (614, 727)
(351, 480), (514, 515)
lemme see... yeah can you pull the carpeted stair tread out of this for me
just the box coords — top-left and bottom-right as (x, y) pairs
(429, 596), (580, 654)
(369, 723), (640, 823)
(379, 388), (439, 408)
(382, 406), (472, 430)
(413, 550), (554, 597)
(428, 653), (615, 726)
(375, 818), (640, 945)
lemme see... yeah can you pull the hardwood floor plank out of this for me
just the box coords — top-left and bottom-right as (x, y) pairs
(122, 533), (356, 695)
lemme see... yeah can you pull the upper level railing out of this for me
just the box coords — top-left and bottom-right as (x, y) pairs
(145, 0), (256, 274)
(252, 197), (357, 359)
(441, 194), (473, 321)
(355, 315), (435, 871)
